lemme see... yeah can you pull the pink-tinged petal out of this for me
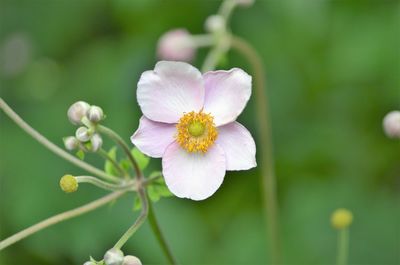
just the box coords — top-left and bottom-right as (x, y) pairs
(137, 61), (205, 123)
(203, 68), (252, 126)
(162, 142), (226, 200)
(130, 116), (176, 158)
(216, 122), (257, 170)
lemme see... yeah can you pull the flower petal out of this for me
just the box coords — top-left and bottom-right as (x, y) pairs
(216, 122), (257, 170)
(162, 142), (226, 200)
(203, 68), (252, 126)
(130, 116), (176, 158)
(137, 61), (205, 123)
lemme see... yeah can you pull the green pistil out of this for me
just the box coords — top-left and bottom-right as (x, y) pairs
(188, 121), (205, 137)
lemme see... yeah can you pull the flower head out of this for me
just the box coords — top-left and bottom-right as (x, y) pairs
(60, 174), (78, 193)
(157, 29), (196, 62)
(331, 208), (353, 230)
(383, 110), (400, 139)
(131, 61), (256, 200)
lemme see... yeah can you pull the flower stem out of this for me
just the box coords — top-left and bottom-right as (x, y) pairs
(99, 148), (128, 178)
(230, 35), (281, 264)
(148, 201), (178, 265)
(113, 188), (148, 250)
(0, 98), (120, 183)
(337, 228), (349, 265)
(97, 125), (142, 179)
(0, 191), (125, 250)
(75, 176), (135, 191)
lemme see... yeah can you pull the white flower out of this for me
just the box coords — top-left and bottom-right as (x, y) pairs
(383, 110), (400, 138)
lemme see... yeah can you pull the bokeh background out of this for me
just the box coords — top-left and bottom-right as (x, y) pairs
(1, 0), (399, 264)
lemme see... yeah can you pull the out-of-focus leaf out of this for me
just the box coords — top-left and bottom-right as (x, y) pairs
(133, 196), (142, 211)
(76, 149), (85, 160)
(131, 147), (150, 171)
(104, 146), (119, 176)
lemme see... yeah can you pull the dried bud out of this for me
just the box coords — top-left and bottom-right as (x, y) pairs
(76, 126), (91, 142)
(205, 15), (225, 33)
(383, 110), (400, 139)
(90, 133), (103, 152)
(123, 255), (142, 265)
(63, 136), (79, 151)
(60, 174), (78, 193)
(88, 105), (104, 123)
(104, 248), (124, 265)
(67, 101), (90, 125)
(157, 29), (195, 62)
(331, 208), (353, 230)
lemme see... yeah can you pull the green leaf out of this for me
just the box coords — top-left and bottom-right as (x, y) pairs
(119, 158), (131, 171)
(147, 185), (161, 202)
(133, 196), (142, 211)
(104, 147), (120, 176)
(131, 147), (150, 171)
(76, 150), (85, 160)
(146, 171), (173, 202)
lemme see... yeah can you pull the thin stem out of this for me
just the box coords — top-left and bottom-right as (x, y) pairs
(201, 38), (230, 73)
(337, 229), (349, 265)
(0, 191), (125, 250)
(98, 148), (128, 178)
(97, 125), (142, 179)
(230, 36), (281, 264)
(113, 188), (148, 250)
(190, 34), (215, 48)
(148, 201), (178, 265)
(75, 176), (136, 191)
(0, 98), (120, 183)
(218, 0), (237, 23)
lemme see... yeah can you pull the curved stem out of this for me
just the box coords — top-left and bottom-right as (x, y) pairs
(113, 188), (148, 250)
(0, 98), (120, 183)
(148, 202), (178, 265)
(97, 125), (142, 179)
(75, 176), (136, 191)
(0, 191), (125, 250)
(98, 148), (128, 178)
(230, 35), (281, 264)
(337, 229), (349, 265)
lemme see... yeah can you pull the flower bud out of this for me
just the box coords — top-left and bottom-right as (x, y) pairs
(104, 248), (124, 265)
(331, 208), (353, 230)
(205, 15), (225, 33)
(123, 255), (142, 265)
(67, 101), (90, 125)
(60, 174), (78, 193)
(88, 105), (104, 123)
(76, 126), (91, 142)
(383, 110), (400, 139)
(90, 133), (103, 152)
(157, 29), (195, 62)
(63, 136), (79, 151)
(235, 0), (254, 7)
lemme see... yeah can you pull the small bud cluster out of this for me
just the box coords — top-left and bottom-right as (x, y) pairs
(64, 101), (105, 153)
(82, 249), (142, 265)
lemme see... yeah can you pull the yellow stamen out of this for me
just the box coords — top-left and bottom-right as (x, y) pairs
(176, 111), (218, 153)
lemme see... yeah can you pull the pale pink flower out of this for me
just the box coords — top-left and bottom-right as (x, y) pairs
(157, 29), (195, 62)
(131, 61), (256, 200)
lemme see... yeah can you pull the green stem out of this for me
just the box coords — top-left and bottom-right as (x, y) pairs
(97, 125), (142, 179)
(230, 36), (281, 264)
(75, 176), (135, 191)
(0, 98), (119, 183)
(148, 202), (178, 265)
(99, 148), (128, 178)
(337, 229), (349, 265)
(113, 188), (148, 250)
(0, 191), (125, 250)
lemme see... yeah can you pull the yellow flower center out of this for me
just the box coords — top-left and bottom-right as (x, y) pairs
(176, 111), (218, 153)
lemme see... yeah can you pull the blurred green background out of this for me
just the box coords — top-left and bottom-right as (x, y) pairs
(1, 0), (399, 264)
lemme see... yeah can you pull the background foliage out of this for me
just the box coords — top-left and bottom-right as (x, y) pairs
(0, 0), (399, 264)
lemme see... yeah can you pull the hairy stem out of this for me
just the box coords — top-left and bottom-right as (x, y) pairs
(148, 202), (178, 265)
(75, 176), (135, 191)
(0, 98), (119, 183)
(97, 125), (142, 179)
(230, 36), (281, 264)
(337, 229), (349, 265)
(0, 191), (125, 250)
(113, 188), (148, 250)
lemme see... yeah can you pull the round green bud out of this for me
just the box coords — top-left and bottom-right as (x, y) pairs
(331, 208), (353, 230)
(188, 121), (205, 137)
(60, 174), (78, 193)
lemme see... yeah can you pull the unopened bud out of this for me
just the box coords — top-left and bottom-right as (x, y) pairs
(60, 174), (78, 193)
(104, 248), (124, 265)
(88, 105), (104, 123)
(331, 208), (353, 230)
(383, 110), (400, 139)
(90, 134), (103, 152)
(157, 29), (195, 62)
(235, 0), (254, 7)
(63, 136), (79, 151)
(76, 127), (91, 142)
(83, 262), (95, 265)
(123, 255), (142, 265)
(67, 101), (90, 125)
(205, 15), (225, 33)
